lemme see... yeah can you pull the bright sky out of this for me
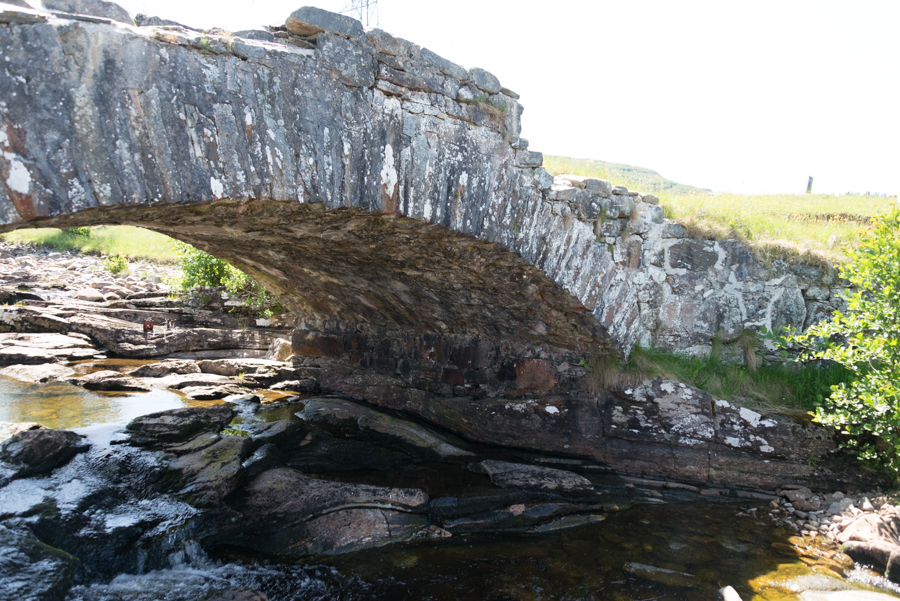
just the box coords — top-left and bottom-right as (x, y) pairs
(115, 0), (899, 196)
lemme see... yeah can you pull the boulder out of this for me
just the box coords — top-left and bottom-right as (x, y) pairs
(269, 379), (319, 393)
(73, 288), (105, 302)
(71, 370), (149, 391)
(475, 460), (594, 493)
(0, 429), (89, 478)
(41, 0), (132, 24)
(125, 405), (235, 446)
(181, 385), (250, 401)
(284, 6), (364, 38)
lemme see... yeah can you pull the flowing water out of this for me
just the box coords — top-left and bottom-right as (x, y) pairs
(1, 372), (898, 601)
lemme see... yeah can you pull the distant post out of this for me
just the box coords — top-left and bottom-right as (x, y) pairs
(806, 176), (813, 194)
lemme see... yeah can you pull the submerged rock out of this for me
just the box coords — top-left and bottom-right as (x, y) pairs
(0, 525), (80, 601)
(0, 429), (89, 479)
(476, 460), (594, 493)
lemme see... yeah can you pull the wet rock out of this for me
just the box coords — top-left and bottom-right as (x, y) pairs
(245, 420), (302, 447)
(204, 590), (268, 601)
(129, 359), (201, 377)
(126, 405), (235, 446)
(624, 562), (696, 587)
(297, 397), (472, 458)
(475, 460), (594, 493)
(0, 429), (89, 479)
(0, 363), (75, 383)
(71, 369), (149, 391)
(170, 435), (252, 507)
(181, 384), (250, 401)
(269, 378), (319, 393)
(217, 467), (427, 557)
(0, 525), (80, 601)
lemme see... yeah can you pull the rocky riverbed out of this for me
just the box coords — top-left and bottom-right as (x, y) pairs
(2, 242), (900, 600)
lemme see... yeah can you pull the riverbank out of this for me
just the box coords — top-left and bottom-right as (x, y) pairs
(2, 242), (900, 599)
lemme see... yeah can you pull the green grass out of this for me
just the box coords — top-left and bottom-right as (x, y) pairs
(1, 226), (179, 263)
(588, 347), (855, 414)
(545, 155), (891, 265)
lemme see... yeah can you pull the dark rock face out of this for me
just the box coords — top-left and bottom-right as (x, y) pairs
(476, 460), (594, 493)
(125, 405), (235, 446)
(0, 429), (89, 479)
(0, 525), (80, 601)
(219, 468), (429, 557)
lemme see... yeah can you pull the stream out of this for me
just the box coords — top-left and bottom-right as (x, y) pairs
(1, 373), (897, 601)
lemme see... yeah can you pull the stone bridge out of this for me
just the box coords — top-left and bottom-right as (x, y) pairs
(0, 2), (867, 489)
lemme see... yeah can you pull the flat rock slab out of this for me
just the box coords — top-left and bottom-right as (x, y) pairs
(0, 363), (75, 383)
(170, 435), (252, 507)
(477, 460), (594, 493)
(71, 370), (149, 391)
(181, 384), (250, 400)
(128, 360), (201, 377)
(0, 332), (99, 364)
(0, 429), (89, 479)
(297, 397), (473, 458)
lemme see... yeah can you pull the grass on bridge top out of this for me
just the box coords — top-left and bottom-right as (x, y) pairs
(545, 155), (890, 266)
(1, 225), (180, 262)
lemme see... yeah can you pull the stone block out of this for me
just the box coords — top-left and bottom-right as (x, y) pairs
(661, 223), (687, 238)
(285, 6), (365, 38)
(548, 184), (577, 202)
(641, 193), (660, 205)
(367, 28), (412, 55)
(318, 33), (375, 88)
(609, 194), (635, 218)
(611, 185), (629, 195)
(533, 167), (553, 190)
(500, 86), (520, 99)
(43, 0), (132, 24)
(468, 67), (502, 94)
(231, 40), (267, 60)
(418, 47), (467, 81)
(516, 150), (543, 168)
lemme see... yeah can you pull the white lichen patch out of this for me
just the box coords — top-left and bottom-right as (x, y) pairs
(544, 406), (559, 415)
(380, 143), (397, 193)
(715, 399), (731, 408)
(209, 176), (224, 199)
(724, 436), (745, 448)
(739, 407), (763, 428)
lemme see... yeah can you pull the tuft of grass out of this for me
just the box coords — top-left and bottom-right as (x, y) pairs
(597, 347), (856, 413)
(546, 155), (886, 265)
(1, 226), (180, 263)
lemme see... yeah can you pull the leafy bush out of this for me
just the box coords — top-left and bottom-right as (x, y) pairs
(64, 227), (91, 237)
(778, 206), (900, 476)
(173, 241), (280, 315)
(103, 254), (129, 276)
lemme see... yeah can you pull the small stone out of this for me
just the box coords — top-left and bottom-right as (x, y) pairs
(719, 585), (743, 601)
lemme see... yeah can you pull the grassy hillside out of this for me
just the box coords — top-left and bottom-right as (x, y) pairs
(1, 226), (179, 262)
(545, 155), (889, 265)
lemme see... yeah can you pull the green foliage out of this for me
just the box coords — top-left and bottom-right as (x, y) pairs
(103, 254), (129, 276)
(777, 207), (900, 476)
(173, 241), (280, 315)
(64, 227), (91, 237)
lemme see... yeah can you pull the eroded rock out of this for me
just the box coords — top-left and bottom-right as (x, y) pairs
(71, 369), (149, 391)
(476, 460), (594, 493)
(0, 429), (89, 479)
(126, 405), (235, 446)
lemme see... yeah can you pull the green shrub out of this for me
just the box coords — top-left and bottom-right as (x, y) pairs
(777, 206), (900, 477)
(64, 227), (91, 237)
(103, 254), (129, 276)
(173, 241), (280, 315)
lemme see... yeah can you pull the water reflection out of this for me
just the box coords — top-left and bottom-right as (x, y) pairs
(0, 375), (185, 430)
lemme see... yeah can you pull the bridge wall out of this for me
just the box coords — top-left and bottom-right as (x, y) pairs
(0, 3), (838, 363)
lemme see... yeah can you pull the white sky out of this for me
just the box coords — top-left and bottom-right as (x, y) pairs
(115, 0), (899, 196)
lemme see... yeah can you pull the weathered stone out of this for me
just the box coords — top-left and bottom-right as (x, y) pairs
(317, 33), (376, 88)
(126, 405), (235, 446)
(264, 338), (292, 361)
(71, 369), (149, 391)
(0, 429), (89, 478)
(476, 460), (593, 493)
(181, 384), (249, 400)
(42, 0), (131, 24)
(0, 525), (80, 601)
(0, 362), (75, 383)
(73, 288), (105, 302)
(284, 6), (364, 38)
(468, 67), (502, 94)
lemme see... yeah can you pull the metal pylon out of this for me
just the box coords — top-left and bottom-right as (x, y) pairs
(340, 0), (379, 27)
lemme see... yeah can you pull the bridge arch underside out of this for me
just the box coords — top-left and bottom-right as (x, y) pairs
(3, 199), (616, 397)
